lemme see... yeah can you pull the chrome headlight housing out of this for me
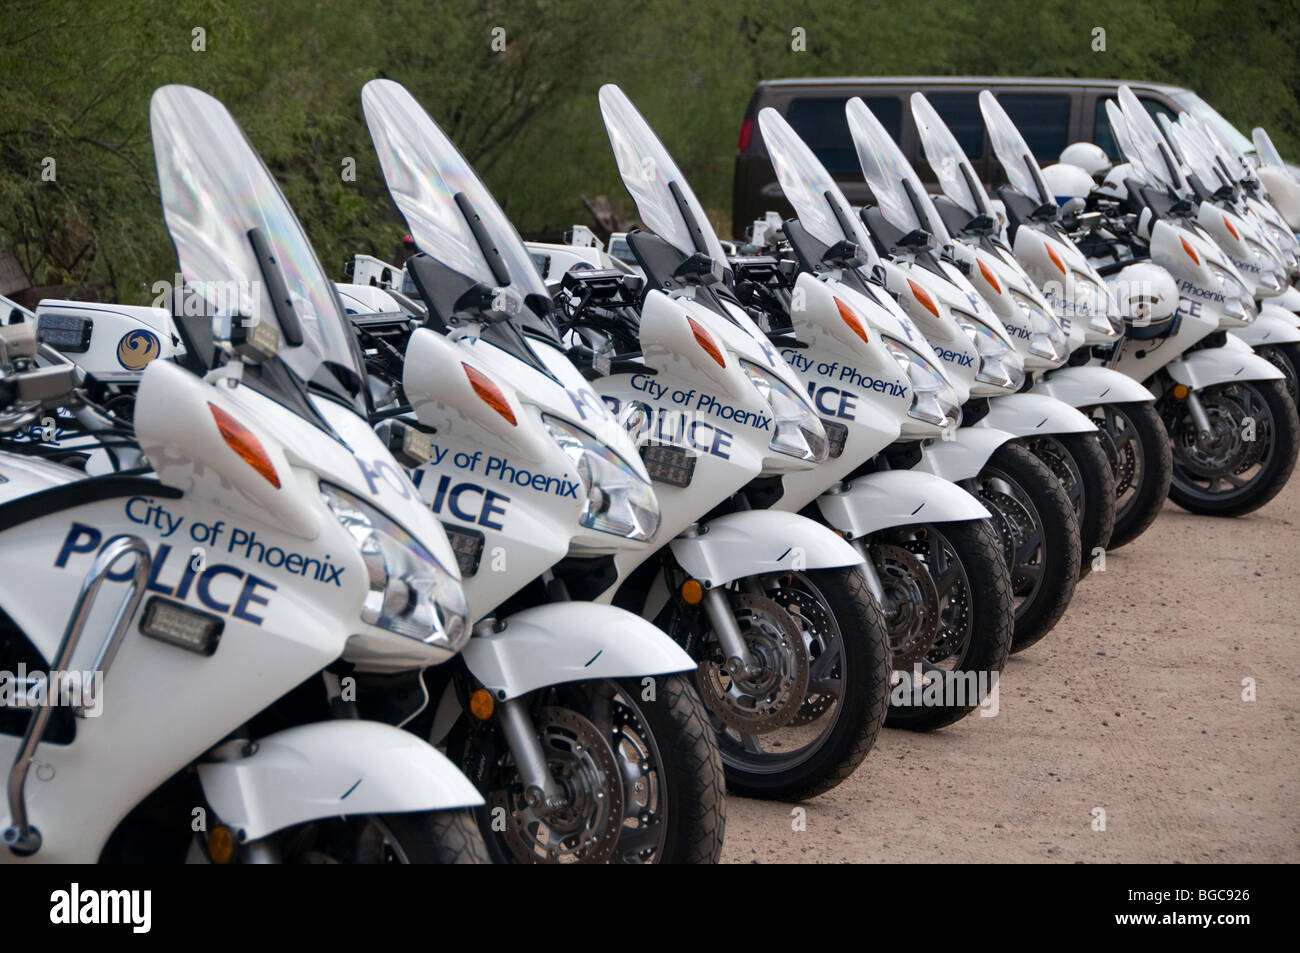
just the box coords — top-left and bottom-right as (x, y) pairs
(883, 337), (960, 427)
(740, 361), (828, 462)
(543, 415), (661, 541)
(320, 483), (469, 651)
(1208, 262), (1258, 322)
(953, 310), (1025, 391)
(1010, 288), (1068, 363)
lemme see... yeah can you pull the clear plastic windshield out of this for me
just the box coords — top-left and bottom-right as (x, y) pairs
(1118, 87), (1185, 194)
(756, 107), (880, 266)
(846, 97), (951, 245)
(598, 84), (729, 269)
(1253, 127), (1285, 169)
(1171, 117), (1229, 190)
(978, 91), (1048, 204)
(1105, 99), (1151, 185)
(911, 92), (991, 219)
(361, 79), (549, 302)
(1190, 113), (1253, 183)
(150, 85), (362, 390)
(1169, 91), (1255, 157)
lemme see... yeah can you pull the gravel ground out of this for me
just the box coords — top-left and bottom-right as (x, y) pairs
(721, 478), (1300, 863)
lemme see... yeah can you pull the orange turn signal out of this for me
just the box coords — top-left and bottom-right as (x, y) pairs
(1173, 384), (1189, 400)
(687, 317), (727, 368)
(834, 297), (870, 344)
(208, 403), (280, 489)
(977, 259), (1002, 295)
(1181, 237), (1200, 265)
(680, 579), (704, 605)
(469, 688), (496, 721)
(207, 825), (235, 864)
(1046, 245), (1067, 275)
(907, 279), (940, 318)
(463, 363), (516, 426)
(1223, 215), (1240, 241)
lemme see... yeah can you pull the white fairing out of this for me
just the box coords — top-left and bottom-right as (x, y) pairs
(815, 468), (990, 538)
(197, 721), (483, 841)
(1233, 305), (1300, 346)
(34, 299), (183, 381)
(670, 509), (862, 587)
(1165, 347), (1285, 389)
(459, 602), (694, 700)
(1031, 365), (1156, 406)
(914, 426), (1016, 481)
(973, 391), (1095, 437)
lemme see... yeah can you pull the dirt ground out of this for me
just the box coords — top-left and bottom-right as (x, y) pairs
(721, 479), (1300, 863)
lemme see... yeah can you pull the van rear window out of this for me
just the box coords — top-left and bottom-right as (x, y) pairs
(924, 93), (983, 157)
(998, 93), (1072, 160)
(786, 96), (902, 175)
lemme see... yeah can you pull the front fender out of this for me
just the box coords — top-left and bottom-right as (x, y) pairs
(670, 509), (862, 587)
(1032, 365), (1156, 406)
(914, 426), (1016, 481)
(1166, 347), (1284, 389)
(974, 392), (1096, 437)
(461, 602), (694, 700)
(1233, 307), (1300, 346)
(197, 721), (484, 842)
(815, 469), (990, 538)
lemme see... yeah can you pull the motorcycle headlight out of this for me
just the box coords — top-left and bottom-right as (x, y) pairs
(1071, 271), (1123, 336)
(320, 483), (469, 651)
(883, 337), (959, 427)
(1208, 262), (1258, 322)
(740, 361), (828, 463)
(1245, 238), (1285, 292)
(542, 415), (661, 541)
(953, 310), (1025, 391)
(1010, 288), (1067, 363)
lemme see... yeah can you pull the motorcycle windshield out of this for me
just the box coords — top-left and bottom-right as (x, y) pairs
(978, 91), (1048, 204)
(360, 79), (553, 316)
(1105, 99), (1156, 188)
(911, 92), (991, 219)
(846, 97), (950, 246)
(1171, 117), (1227, 191)
(1253, 127), (1285, 169)
(150, 85), (365, 410)
(1118, 86), (1186, 195)
(598, 84), (729, 270)
(756, 107), (880, 267)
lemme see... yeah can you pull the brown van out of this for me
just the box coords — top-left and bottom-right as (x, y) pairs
(731, 76), (1255, 239)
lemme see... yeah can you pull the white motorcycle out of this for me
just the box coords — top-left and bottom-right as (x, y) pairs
(0, 85), (488, 864)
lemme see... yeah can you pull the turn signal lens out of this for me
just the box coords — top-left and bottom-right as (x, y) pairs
(907, 279), (940, 318)
(469, 688), (495, 721)
(1173, 384), (1189, 399)
(977, 259), (1002, 295)
(680, 579), (704, 604)
(687, 316), (727, 368)
(463, 363), (516, 426)
(1223, 215), (1240, 241)
(1181, 237), (1201, 265)
(834, 297), (870, 344)
(1046, 245), (1067, 275)
(207, 825), (235, 864)
(208, 403), (280, 489)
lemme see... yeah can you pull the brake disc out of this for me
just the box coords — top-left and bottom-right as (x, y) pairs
(908, 534), (971, 663)
(1028, 437), (1083, 516)
(695, 591), (809, 734)
(496, 706), (624, 864)
(1175, 390), (1256, 478)
(872, 542), (940, 668)
(767, 580), (840, 726)
(977, 484), (1039, 593)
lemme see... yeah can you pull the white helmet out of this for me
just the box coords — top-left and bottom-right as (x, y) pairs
(1106, 262), (1178, 333)
(1060, 142), (1111, 178)
(1094, 162), (1134, 201)
(1041, 162), (1094, 214)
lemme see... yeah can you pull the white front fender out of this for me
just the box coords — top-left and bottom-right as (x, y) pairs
(974, 392), (1096, 437)
(461, 602), (694, 701)
(197, 721), (484, 842)
(914, 426), (1016, 481)
(1032, 365), (1156, 406)
(670, 509), (862, 587)
(815, 469), (990, 538)
(1166, 346), (1284, 389)
(1233, 307), (1300, 346)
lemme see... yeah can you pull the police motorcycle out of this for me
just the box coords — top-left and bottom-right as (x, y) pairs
(0, 84), (490, 864)
(1056, 91), (1297, 517)
(1252, 126), (1300, 233)
(756, 109), (1080, 653)
(911, 93), (1170, 552)
(326, 79), (727, 864)
(523, 84), (894, 800)
(847, 96), (1121, 594)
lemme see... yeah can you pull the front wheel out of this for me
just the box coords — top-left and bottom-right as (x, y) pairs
(1255, 343), (1300, 407)
(1083, 401), (1172, 549)
(1162, 379), (1300, 517)
(965, 441), (1080, 653)
(268, 810), (490, 863)
(1026, 432), (1116, 579)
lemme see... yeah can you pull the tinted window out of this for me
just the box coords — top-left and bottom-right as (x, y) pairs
(1094, 97), (1119, 159)
(926, 92), (983, 157)
(998, 93), (1072, 160)
(786, 95), (902, 175)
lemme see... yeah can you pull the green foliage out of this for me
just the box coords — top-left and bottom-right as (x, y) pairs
(1, 0), (1296, 303)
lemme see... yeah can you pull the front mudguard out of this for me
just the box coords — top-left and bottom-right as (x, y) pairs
(1166, 344), (1285, 390)
(815, 469), (990, 538)
(669, 509), (863, 588)
(973, 392), (1096, 437)
(1233, 307), (1300, 347)
(1032, 365), (1156, 407)
(913, 426), (1016, 482)
(197, 721), (484, 842)
(459, 602), (694, 701)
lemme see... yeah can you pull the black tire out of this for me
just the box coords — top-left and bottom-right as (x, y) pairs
(968, 442), (1080, 653)
(450, 674), (725, 864)
(1164, 379), (1300, 517)
(878, 519), (1014, 731)
(1083, 401), (1172, 550)
(1028, 432), (1116, 579)
(272, 810), (490, 863)
(1256, 342), (1300, 407)
(716, 566), (891, 802)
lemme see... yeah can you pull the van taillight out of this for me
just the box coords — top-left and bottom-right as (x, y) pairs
(737, 118), (753, 153)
